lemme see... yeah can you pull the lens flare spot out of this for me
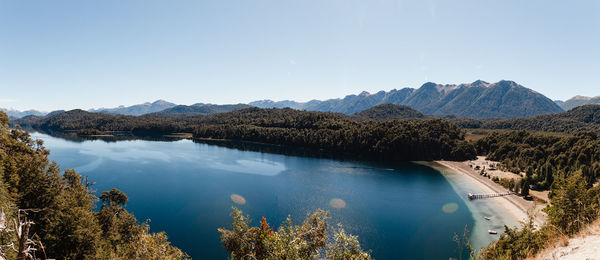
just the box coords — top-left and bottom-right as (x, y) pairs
(230, 194), (246, 205)
(442, 203), (459, 214)
(329, 198), (346, 209)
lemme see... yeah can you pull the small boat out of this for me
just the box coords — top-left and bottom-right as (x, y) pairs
(484, 217), (491, 220)
(488, 230), (497, 234)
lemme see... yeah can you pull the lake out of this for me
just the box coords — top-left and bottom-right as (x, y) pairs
(33, 132), (480, 259)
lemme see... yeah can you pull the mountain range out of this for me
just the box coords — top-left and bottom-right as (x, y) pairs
(1, 108), (46, 119)
(556, 96), (600, 111)
(4, 80), (597, 119)
(250, 80), (563, 118)
(151, 104), (252, 116)
(88, 99), (177, 116)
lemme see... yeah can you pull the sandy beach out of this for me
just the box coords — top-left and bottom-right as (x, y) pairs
(434, 160), (547, 228)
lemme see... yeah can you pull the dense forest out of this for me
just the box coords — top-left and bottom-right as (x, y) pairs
(476, 131), (600, 190)
(448, 104), (600, 134)
(0, 112), (186, 259)
(350, 103), (426, 121)
(16, 104), (600, 137)
(15, 107), (477, 161)
(192, 114), (475, 161)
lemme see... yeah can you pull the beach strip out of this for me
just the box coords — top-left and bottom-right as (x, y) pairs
(434, 160), (546, 228)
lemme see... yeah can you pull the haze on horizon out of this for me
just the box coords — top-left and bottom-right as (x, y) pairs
(1, 0), (599, 111)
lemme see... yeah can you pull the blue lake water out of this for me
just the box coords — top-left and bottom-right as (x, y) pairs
(33, 133), (478, 259)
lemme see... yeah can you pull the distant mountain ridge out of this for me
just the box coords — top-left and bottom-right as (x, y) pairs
(89, 99), (177, 116)
(249, 80), (563, 119)
(151, 104), (252, 116)
(0, 108), (46, 119)
(558, 96), (600, 111)
(3, 80), (572, 119)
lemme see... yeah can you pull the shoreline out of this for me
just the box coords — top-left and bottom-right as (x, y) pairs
(433, 160), (546, 228)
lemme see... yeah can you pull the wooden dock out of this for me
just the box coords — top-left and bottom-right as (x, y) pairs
(468, 192), (514, 200)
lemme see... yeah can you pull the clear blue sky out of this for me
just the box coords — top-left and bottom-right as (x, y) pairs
(1, 0), (599, 111)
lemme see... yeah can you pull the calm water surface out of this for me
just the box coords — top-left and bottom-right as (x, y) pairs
(33, 133), (475, 259)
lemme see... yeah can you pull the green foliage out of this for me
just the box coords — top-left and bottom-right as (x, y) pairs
(45, 169), (102, 258)
(545, 172), (600, 235)
(454, 104), (600, 134)
(478, 218), (551, 260)
(97, 222), (186, 260)
(0, 177), (17, 259)
(97, 189), (138, 249)
(476, 130), (600, 190)
(326, 226), (371, 260)
(520, 178), (529, 196)
(351, 103), (425, 121)
(0, 111), (186, 259)
(219, 207), (371, 260)
(193, 109), (476, 161)
(100, 188), (129, 207)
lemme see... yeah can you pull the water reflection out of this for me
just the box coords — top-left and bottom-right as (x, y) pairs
(27, 128), (188, 143)
(80, 145), (172, 163)
(78, 157), (104, 172)
(213, 159), (286, 176)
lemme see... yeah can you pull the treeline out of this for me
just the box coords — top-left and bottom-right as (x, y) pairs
(351, 103), (426, 121)
(0, 112), (186, 259)
(476, 130), (600, 190)
(16, 107), (476, 161)
(17, 104), (600, 137)
(449, 105), (600, 134)
(15, 109), (194, 134)
(192, 109), (476, 161)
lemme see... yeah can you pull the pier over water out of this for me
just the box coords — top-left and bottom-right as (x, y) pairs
(468, 192), (515, 200)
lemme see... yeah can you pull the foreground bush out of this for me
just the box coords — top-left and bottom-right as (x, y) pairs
(219, 207), (371, 260)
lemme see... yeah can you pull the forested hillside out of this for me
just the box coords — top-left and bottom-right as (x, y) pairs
(0, 112), (186, 259)
(470, 105), (600, 133)
(477, 131), (600, 189)
(14, 107), (476, 161)
(192, 108), (476, 161)
(351, 103), (426, 120)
